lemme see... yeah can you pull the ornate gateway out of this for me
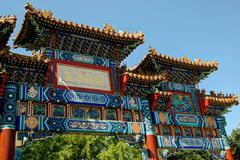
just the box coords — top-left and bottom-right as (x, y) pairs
(0, 4), (238, 160)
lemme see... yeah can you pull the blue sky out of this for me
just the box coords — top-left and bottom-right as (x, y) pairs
(1, 0), (240, 134)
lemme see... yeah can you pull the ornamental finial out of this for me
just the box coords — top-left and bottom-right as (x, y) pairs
(32, 48), (49, 63)
(25, 3), (53, 19)
(181, 56), (190, 62)
(148, 47), (157, 55)
(103, 24), (115, 34)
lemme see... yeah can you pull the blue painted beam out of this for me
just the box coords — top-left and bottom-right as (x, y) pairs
(18, 84), (143, 110)
(156, 135), (224, 150)
(16, 115), (145, 135)
(152, 111), (219, 129)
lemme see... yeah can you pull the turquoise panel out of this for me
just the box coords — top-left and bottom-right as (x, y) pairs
(156, 136), (224, 150)
(53, 50), (111, 67)
(152, 111), (218, 129)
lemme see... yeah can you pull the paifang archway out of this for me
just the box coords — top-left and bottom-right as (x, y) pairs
(0, 4), (238, 160)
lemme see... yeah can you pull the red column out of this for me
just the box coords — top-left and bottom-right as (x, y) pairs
(0, 127), (16, 160)
(225, 149), (234, 160)
(149, 93), (158, 111)
(44, 61), (51, 87)
(199, 99), (209, 116)
(146, 93), (159, 159)
(120, 74), (128, 95)
(146, 134), (158, 160)
(0, 70), (7, 97)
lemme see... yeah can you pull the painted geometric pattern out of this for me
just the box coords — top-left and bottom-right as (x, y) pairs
(155, 100), (167, 111)
(206, 106), (226, 115)
(215, 116), (229, 149)
(123, 111), (132, 121)
(159, 82), (200, 114)
(121, 96), (142, 110)
(152, 112), (172, 125)
(54, 50), (111, 67)
(18, 84), (142, 110)
(152, 111), (218, 129)
(140, 98), (155, 135)
(183, 127), (192, 137)
(110, 62), (119, 96)
(19, 102), (28, 115)
(156, 136), (224, 150)
(189, 87), (200, 114)
(204, 116), (217, 128)
(18, 85), (48, 102)
(15, 116), (145, 135)
(215, 116), (226, 130)
(156, 136), (178, 148)
(6, 68), (46, 85)
(2, 83), (18, 126)
(159, 82), (191, 93)
(52, 105), (65, 117)
(106, 109), (117, 120)
(133, 111), (141, 122)
(140, 99), (152, 123)
(171, 93), (194, 113)
(173, 114), (204, 128)
(32, 104), (46, 116)
(71, 106), (100, 119)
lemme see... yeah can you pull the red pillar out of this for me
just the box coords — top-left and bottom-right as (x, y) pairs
(0, 70), (7, 97)
(146, 134), (158, 160)
(0, 127), (16, 160)
(146, 93), (159, 160)
(149, 93), (158, 111)
(120, 74), (128, 95)
(225, 149), (234, 160)
(199, 99), (209, 116)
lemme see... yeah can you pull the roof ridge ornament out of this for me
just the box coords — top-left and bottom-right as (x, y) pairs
(103, 24), (116, 34)
(148, 47), (157, 55)
(25, 3), (53, 19)
(0, 15), (17, 24)
(181, 56), (190, 63)
(32, 48), (50, 63)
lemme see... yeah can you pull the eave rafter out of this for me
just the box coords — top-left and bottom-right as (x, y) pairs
(124, 83), (153, 98)
(0, 15), (17, 48)
(123, 71), (167, 85)
(0, 49), (48, 85)
(155, 91), (172, 101)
